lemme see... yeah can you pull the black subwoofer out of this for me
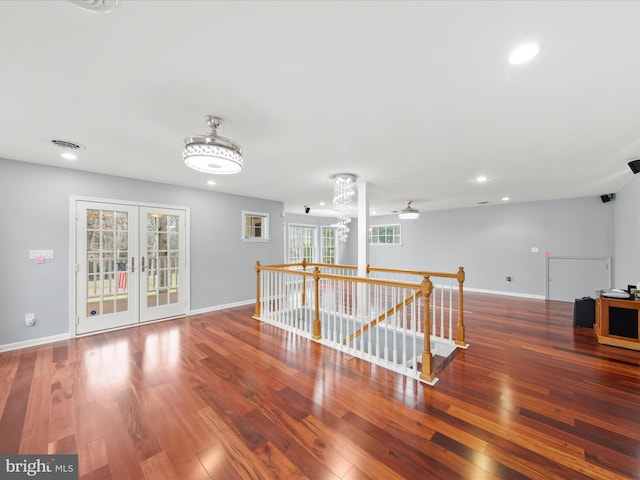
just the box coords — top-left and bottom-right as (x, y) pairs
(573, 298), (595, 327)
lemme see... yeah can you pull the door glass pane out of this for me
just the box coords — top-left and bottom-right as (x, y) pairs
(85, 209), (129, 318)
(146, 213), (180, 309)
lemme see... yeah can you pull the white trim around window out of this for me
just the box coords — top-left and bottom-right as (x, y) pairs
(321, 225), (338, 264)
(287, 223), (318, 263)
(369, 224), (402, 245)
(242, 211), (270, 242)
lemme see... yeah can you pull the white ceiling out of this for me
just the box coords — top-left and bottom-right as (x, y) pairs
(2, 0), (640, 217)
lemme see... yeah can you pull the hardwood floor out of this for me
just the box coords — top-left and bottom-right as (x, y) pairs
(1, 293), (640, 479)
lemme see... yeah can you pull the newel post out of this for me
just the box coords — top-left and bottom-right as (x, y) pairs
(255, 261), (261, 318)
(420, 275), (435, 383)
(312, 266), (322, 340)
(455, 266), (467, 347)
(301, 259), (307, 307)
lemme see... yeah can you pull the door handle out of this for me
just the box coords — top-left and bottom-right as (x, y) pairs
(131, 257), (135, 273)
(141, 257), (146, 272)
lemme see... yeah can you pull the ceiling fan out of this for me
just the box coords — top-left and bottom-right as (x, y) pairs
(393, 201), (420, 220)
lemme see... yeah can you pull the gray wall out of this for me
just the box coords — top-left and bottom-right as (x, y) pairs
(614, 172), (640, 287)
(343, 197), (615, 297)
(0, 159), (284, 346)
(2, 155), (632, 348)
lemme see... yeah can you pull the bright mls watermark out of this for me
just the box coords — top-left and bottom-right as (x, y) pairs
(0, 455), (78, 479)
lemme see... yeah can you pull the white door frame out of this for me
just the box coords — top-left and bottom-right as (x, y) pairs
(69, 195), (191, 337)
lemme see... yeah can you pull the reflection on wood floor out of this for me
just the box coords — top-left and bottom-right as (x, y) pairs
(1, 292), (639, 479)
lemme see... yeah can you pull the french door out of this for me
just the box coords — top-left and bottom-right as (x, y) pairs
(75, 200), (187, 335)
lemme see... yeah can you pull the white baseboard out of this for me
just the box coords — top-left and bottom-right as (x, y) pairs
(0, 302), (256, 353)
(0, 333), (71, 353)
(189, 298), (255, 315)
(465, 287), (545, 300)
(2, 292), (545, 354)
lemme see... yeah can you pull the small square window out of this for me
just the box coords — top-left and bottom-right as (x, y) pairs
(242, 211), (269, 242)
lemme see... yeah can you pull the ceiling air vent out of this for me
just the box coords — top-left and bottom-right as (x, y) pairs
(51, 139), (84, 150)
(66, 0), (120, 13)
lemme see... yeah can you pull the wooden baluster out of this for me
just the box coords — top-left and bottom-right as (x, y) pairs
(254, 261), (261, 318)
(455, 266), (467, 347)
(420, 275), (435, 383)
(313, 266), (322, 340)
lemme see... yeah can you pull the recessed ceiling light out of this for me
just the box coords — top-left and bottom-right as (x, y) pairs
(509, 43), (540, 65)
(60, 152), (77, 161)
(475, 175), (488, 183)
(502, 196), (510, 201)
(319, 202), (326, 206)
(371, 210), (377, 215)
(207, 179), (217, 185)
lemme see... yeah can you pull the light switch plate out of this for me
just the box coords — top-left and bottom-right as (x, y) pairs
(29, 250), (54, 259)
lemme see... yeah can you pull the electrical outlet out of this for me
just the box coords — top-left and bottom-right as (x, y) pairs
(506, 276), (512, 283)
(25, 313), (35, 326)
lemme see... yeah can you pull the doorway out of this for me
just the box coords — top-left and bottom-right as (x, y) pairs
(72, 198), (189, 335)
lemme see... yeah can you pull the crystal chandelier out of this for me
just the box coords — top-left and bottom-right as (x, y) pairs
(183, 115), (243, 175)
(332, 174), (357, 242)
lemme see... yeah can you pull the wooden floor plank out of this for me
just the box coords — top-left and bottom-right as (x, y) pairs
(0, 349), (37, 453)
(1, 293), (640, 478)
(19, 346), (52, 452)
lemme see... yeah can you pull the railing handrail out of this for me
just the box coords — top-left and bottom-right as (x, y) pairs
(315, 262), (358, 270)
(258, 261), (463, 281)
(258, 265), (315, 276)
(257, 264), (425, 290)
(368, 265), (464, 281)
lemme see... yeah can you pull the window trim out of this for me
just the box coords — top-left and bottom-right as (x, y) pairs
(287, 223), (318, 263)
(241, 210), (270, 242)
(369, 224), (402, 246)
(321, 225), (338, 264)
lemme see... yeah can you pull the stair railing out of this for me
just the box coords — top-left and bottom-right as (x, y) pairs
(254, 261), (467, 384)
(368, 265), (467, 348)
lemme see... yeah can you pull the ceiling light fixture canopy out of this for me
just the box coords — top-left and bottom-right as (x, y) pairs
(183, 115), (243, 175)
(332, 173), (357, 241)
(398, 201), (420, 220)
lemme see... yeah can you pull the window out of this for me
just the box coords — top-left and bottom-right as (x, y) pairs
(288, 225), (317, 263)
(369, 224), (401, 245)
(321, 226), (337, 264)
(242, 211), (269, 241)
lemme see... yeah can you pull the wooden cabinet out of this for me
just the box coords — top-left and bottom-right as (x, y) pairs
(595, 296), (640, 350)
